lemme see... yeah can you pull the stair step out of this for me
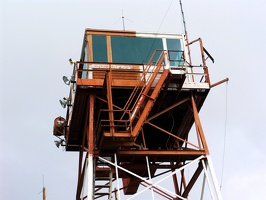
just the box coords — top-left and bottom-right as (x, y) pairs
(95, 177), (110, 180)
(95, 192), (110, 196)
(95, 185), (110, 188)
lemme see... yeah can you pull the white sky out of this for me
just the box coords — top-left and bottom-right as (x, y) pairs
(1, 0), (266, 199)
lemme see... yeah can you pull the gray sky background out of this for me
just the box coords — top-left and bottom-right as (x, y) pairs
(1, 0), (266, 199)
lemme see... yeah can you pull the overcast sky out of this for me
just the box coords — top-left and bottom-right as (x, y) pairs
(1, 0), (266, 199)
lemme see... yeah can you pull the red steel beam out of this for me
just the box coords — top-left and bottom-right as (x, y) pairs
(117, 150), (205, 157)
(191, 94), (209, 155)
(131, 69), (169, 138)
(182, 162), (203, 198)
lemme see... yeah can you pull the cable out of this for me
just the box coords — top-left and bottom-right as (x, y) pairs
(156, 0), (174, 33)
(220, 81), (228, 190)
(143, 0), (174, 63)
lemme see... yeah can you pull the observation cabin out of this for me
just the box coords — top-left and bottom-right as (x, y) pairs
(53, 28), (218, 199)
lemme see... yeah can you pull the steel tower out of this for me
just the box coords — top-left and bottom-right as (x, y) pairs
(53, 28), (224, 200)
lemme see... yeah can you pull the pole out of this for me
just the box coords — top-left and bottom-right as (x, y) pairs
(87, 93), (95, 200)
(43, 187), (47, 200)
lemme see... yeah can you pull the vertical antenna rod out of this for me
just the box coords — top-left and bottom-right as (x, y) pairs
(179, 0), (192, 65)
(122, 10), (125, 31)
(42, 175), (47, 200)
(179, 0), (187, 34)
(43, 187), (47, 200)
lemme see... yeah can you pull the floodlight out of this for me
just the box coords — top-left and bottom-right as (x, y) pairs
(59, 97), (70, 108)
(63, 75), (75, 85)
(54, 139), (64, 148)
(69, 58), (76, 65)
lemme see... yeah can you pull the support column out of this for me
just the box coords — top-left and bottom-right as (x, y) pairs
(191, 94), (209, 154)
(87, 93), (95, 200)
(206, 155), (223, 200)
(43, 187), (47, 200)
(106, 71), (115, 136)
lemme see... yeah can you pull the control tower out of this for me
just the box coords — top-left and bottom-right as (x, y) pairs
(53, 28), (223, 200)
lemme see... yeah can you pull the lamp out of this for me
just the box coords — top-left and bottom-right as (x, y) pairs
(54, 139), (64, 148)
(63, 75), (75, 85)
(59, 97), (70, 108)
(69, 58), (76, 65)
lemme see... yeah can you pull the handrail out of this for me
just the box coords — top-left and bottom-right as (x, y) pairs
(116, 50), (167, 126)
(129, 50), (167, 122)
(185, 37), (211, 85)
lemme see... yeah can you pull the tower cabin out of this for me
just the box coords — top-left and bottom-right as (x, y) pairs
(54, 28), (213, 197)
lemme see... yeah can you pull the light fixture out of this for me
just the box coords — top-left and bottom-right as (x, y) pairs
(59, 97), (71, 108)
(62, 75), (75, 85)
(54, 139), (65, 148)
(69, 58), (76, 65)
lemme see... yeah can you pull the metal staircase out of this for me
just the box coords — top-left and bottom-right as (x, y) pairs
(94, 166), (113, 199)
(100, 50), (170, 143)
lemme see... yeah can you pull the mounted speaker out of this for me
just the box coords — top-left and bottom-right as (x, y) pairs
(53, 116), (65, 136)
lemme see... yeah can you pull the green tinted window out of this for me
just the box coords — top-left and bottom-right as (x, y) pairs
(166, 39), (183, 66)
(92, 35), (108, 62)
(111, 36), (163, 64)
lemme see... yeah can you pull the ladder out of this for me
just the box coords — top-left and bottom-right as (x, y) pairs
(100, 50), (170, 145)
(94, 167), (113, 200)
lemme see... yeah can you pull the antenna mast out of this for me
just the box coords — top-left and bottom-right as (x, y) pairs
(179, 0), (187, 34)
(42, 175), (46, 200)
(122, 10), (125, 31)
(179, 0), (192, 65)
(43, 187), (47, 200)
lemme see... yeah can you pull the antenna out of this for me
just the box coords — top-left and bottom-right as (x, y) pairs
(122, 10), (125, 31)
(113, 10), (132, 30)
(179, 0), (187, 34)
(179, 0), (192, 65)
(42, 175), (47, 200)
(43, 187), (47, 200)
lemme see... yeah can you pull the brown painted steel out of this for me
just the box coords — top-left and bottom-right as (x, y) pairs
(182, 161), (203, 198)
(211, 77), (229, 88)
(85, 28), (136, 37)
(53, 116), (65, 136)
(191, 94), (209, 155)
(59, 29), (216, 198)
(88, 94), (95, 154)
(117, 150), (205, 156)
(131, 68), (169, 138)
(105, 71), (115, 137)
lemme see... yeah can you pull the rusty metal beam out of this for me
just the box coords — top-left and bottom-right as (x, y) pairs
(182, 162), (203, 198)
(131, 69), (169, 138)
(117, 150), (205, 157)
(77, 78), (143, 87)
(146, 97), (190, 122)
(103, 132), (131, 137)
(86, 93), (95, 199)
(86, 34), (93, 62)
(191, 94), (209, 154)
(171, 162), (180, 197)
(180, 169), (187, 196)
(106, 71), (115, 137)
(199, 38), (210, 84)
(211, 77), (229, 88)
(145, 121), (201, 150)
(85, 28), (136, 37)
(88, 93), (95, 153)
